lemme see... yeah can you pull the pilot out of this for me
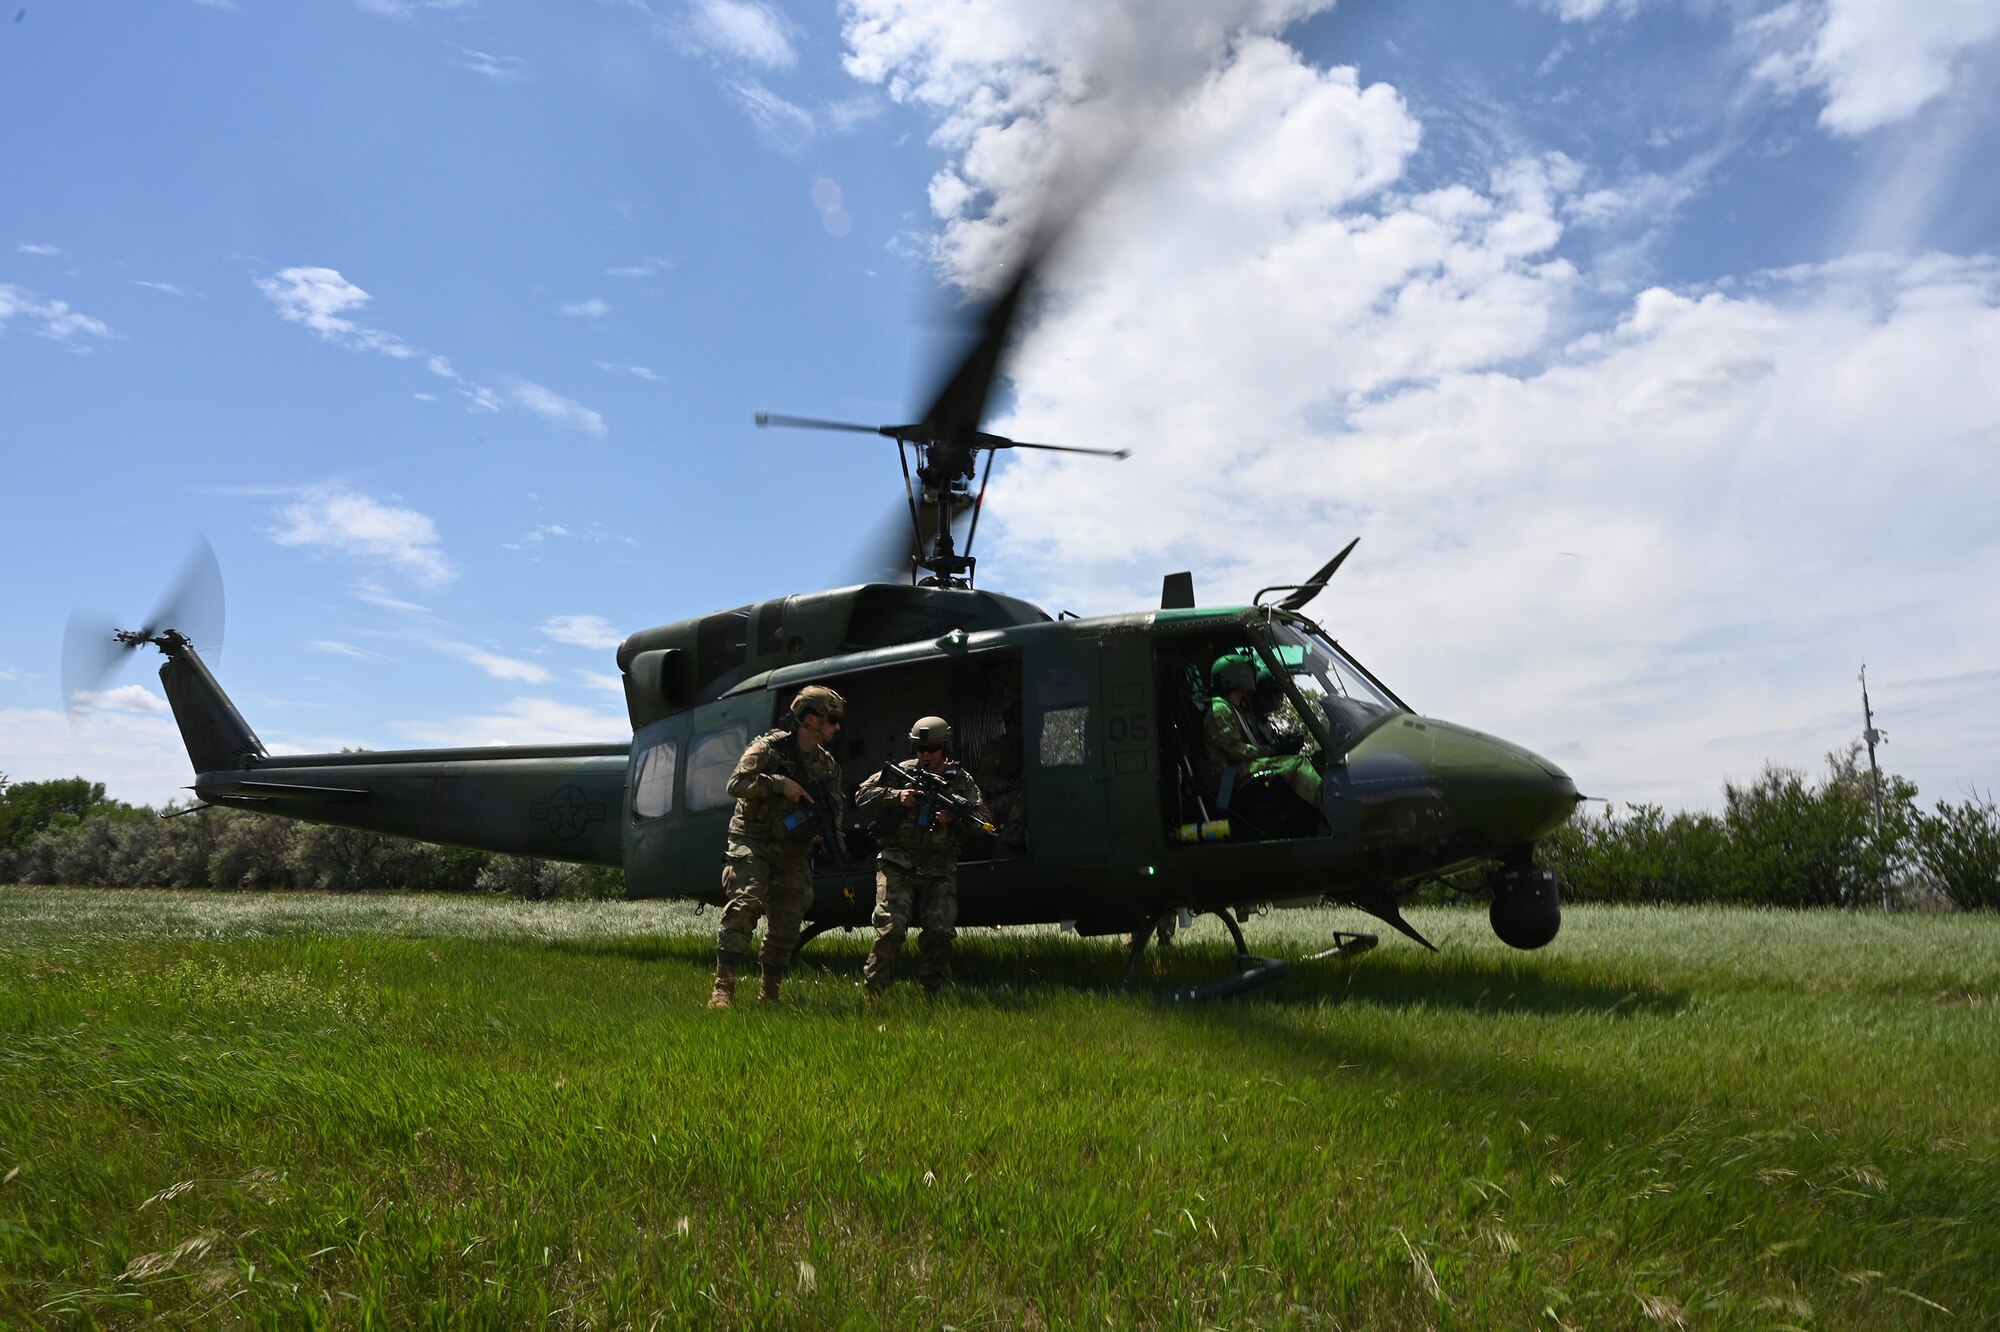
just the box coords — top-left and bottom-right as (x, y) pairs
(971, 684), (1027, 858)
(707, 684), (847, 1009)
(1204, 654), (1321, 810)
(853, 715), (992, 998)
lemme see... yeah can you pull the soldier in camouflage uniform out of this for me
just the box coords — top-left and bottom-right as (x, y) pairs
(854, 715), (992, 997)
(1203, 654), (1321, 810)
(708, 684), (848, 1009)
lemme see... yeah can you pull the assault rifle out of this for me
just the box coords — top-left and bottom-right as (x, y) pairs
(869, 762), (996, 837)
(777, 735), (852, 870)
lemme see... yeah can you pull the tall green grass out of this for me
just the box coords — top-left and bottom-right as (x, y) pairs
(3, 889), (1995, 1328)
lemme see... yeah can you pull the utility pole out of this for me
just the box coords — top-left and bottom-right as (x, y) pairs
(1860, 665), (1889, 911)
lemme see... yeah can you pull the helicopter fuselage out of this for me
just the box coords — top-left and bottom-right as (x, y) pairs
(171, 584), (1577, 948)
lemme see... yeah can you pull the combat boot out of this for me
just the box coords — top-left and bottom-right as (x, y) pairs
(707, 965), (737, 1010)
(758, 965), (784, 1002)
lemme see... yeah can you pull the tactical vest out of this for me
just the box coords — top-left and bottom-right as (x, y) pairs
(728, 728), (844, 845)
(860, 758), (985, 872)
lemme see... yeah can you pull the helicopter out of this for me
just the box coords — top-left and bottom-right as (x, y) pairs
(69, 210), (1582, 1000)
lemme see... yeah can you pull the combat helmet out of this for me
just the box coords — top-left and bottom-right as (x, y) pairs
(789, 684), (846, 721)
(1210, 654), (1256, 696)
(909, 715), (953, 748)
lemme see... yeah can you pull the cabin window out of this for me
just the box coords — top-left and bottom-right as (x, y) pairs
(632, 738), (678, 820)
(687, 725), (749, 811)
(1036, 666), (1091, 767)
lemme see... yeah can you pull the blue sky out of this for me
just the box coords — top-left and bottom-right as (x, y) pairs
(5, 0), (1998, 816)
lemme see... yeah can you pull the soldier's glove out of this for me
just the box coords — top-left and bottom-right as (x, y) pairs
(1275, 734), (1307, 756)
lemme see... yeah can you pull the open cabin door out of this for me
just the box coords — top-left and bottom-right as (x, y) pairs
(624, 692), (776, 899)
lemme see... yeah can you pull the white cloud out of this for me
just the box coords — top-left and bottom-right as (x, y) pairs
(16, 241), (61, 255)
(309, 639), (386, 660)
(256, 266), (415, 358)
(539, 614), (624, 650)
(606, 255), (675, 278)
(1536, 0), (1638, 20)
(351, 583), (431, 615)
(1747, 0), (2000, 135)
(727, 79), (816, 152)
(0, 706), (194, 808)
(0, 284), (114, 345)
(578, 670), (626, 694)
(269, 486), (456, 586)
(559, 297), (611, 317)
(837, 0), (2000, 810)
(392, 696), (630, 747)
(593, 360), (661, 380)
(69, 684), (172, 715)
(458, 47), (528, 81)
(136, 280), (189, 295)
(687, 0), (798, 68)
(509, 381), (607, 434)
(435, 641), (554, 684)
(503, 521), (637, 551)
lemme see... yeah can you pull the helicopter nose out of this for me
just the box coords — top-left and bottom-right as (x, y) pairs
(1425, 721), (1579, 845)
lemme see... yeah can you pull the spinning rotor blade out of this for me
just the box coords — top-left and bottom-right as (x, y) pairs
(144, 534), (226, 652)
(754, 412), (894, 438)
(61, 610), (128, 724)
(842, 501), (925, 586)
(1279, 539), (1360, 612)
(60, 534), (226, 726)
(999, 438), (1131, 460)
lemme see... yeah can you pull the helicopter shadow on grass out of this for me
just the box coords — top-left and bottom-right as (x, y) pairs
(523, 921), (1687, 1022)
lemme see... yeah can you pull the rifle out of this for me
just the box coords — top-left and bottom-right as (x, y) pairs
(776, 734), (852, 870)
(870, 762), (996, 837)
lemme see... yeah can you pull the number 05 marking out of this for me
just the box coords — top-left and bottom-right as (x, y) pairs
(1106, 713), (1150, 744)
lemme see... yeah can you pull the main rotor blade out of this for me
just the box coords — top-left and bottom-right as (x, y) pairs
(909, 173), (1118, 447)
(842, 501), (923, 586)
(1001, 438), (1131, 460)
(1279, 538), (1360, 612)
(755, 412), (893, 437)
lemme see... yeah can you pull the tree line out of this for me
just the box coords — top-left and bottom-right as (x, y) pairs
(0, 775), (623, 899)
(3, 748), (1995, 908)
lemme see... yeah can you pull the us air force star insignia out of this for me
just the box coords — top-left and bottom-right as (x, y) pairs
(531, 784), (606, 840)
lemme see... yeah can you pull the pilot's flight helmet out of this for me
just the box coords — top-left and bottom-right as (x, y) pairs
(1211, 654), (1256, 696)
(909, 716), (953, 748)
(789, 685), (847, 721)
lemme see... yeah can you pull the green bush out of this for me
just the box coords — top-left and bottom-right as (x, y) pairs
(1911, 794), (2000, 911)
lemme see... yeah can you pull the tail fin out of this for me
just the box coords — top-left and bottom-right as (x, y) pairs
(156, 632), (266, 774)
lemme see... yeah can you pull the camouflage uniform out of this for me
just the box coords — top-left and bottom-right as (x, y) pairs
(1203, 696), (1321, 808)
(971, 728), (1026, 857)
(713, 727), (846, 979)
(854, 759), (990, 993)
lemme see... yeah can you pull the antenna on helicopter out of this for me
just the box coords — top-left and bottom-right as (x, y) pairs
(755, 207), (1127, 589)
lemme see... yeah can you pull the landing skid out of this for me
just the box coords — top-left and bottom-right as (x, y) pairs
(1123, 910), (1291, 1004)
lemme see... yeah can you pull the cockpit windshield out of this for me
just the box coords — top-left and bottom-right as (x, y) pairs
(1253, 619), (1403, 752)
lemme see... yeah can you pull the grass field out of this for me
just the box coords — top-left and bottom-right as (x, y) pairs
(2, 888), (1996, 1329)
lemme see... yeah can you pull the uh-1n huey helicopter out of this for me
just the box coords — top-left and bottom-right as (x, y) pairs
(72, 212), (1582, 1000)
